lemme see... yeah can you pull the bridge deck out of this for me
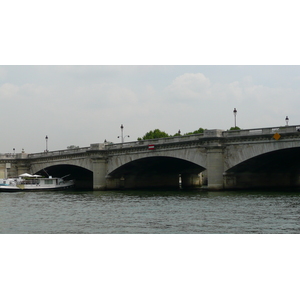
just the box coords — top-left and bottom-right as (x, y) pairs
(1, 125), (300, 159)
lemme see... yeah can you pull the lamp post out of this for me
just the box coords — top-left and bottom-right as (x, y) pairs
(45, 135), (48, 152)
(233, 108), (237, 128)
(285, 116), (289, 126)
(118, 124), (129, 143)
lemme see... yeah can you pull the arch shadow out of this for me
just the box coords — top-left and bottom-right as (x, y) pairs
(108, 156), (206, 189)
(35, 164), (93, 190)
(225, 147), (300, 189)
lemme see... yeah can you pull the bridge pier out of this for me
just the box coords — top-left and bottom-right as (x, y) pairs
(92, 158), (107, 190)
(0, 161), (29, 178)
(181, 173), (202, 188)
(206, 147), (224, 190)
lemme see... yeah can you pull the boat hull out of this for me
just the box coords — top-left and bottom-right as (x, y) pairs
(0, 182), (74, 192)
(0, 185), (74, 192)
(0, 175), (75, 192)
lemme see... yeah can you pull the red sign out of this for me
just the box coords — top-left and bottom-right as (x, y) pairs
(148, 144), (155, 150)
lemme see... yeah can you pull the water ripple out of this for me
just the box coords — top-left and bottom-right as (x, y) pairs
(1, 190), (300, 233)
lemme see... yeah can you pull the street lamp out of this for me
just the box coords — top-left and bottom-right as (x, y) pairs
(118, 124), (129, 143)
(45, 135), (48, 152)
(233, 108), (237, 128)
(285, 116), (289, 126)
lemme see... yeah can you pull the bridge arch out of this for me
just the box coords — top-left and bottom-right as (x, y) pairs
(224, 147), (300, 189)
(31, 163), (93, 190)
(107, 147), (207, 173)
(224, 140), (300, 171)
(106, 156), (206, 189)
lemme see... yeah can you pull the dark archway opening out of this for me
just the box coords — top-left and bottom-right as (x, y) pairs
(35, 164), (93, 190)
(225, 147), (300, 189)
(108, 156), (205, 190)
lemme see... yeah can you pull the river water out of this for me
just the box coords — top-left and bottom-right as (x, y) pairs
(1, 189), (300, 234)
(2, 189), (300, 300)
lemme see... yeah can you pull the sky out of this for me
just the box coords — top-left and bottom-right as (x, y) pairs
(1, 1), (299, 154)
(1, 65), (300, 154)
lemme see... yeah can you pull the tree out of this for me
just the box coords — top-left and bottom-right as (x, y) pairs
(138, 129), (170, 140)
(229, 126), (241, 131)
(184, 128), (205, 135)
(137, 127), (206, 140)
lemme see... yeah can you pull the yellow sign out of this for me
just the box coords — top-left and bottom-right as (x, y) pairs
(273, 133), (281, 140)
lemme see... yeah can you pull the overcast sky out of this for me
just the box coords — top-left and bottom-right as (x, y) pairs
(1, 65), (300, 153)
(1, 1), (300, 154)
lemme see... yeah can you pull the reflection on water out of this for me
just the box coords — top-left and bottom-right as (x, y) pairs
(1, 189), (300, 233)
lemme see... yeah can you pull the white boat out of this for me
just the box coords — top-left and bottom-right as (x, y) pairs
(0, 173), (74, 192)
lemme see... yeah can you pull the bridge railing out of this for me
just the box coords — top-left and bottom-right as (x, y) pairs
(27, 147), (91, 158)
(0, 153), (28, 159)
(3, 126), (300, 159)
(223, 125), (300, 137)
(105, 133), (204, 150)
(0, 153), (17, 159)
(105, 125), (300, 150)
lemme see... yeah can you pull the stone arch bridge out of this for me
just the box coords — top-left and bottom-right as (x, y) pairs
(1, 125), (300, 190)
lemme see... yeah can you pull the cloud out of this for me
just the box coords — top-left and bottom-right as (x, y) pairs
(159, 71), (300, 132)
(0, 83), (19, 99)
(164, 73), (212, 102)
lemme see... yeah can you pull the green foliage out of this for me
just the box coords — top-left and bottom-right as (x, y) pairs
(138, 128), (206, 140)
(229, 126), (241, 131)
(173, 132), (181, 137)
(184, 128), (205, 135)
(138, 129), (170, 140)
